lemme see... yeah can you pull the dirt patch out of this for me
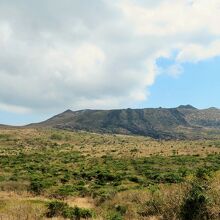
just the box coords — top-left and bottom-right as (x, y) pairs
(66, 197), (95, 209)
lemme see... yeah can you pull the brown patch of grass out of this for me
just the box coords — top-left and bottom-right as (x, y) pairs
(100, 184), (189, 220)
(207, 172), (220, 219)
(66, 197), (95, 209)
(0, 199), (46, 220)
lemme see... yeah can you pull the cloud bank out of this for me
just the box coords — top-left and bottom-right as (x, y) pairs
(0, 0), (220, 113)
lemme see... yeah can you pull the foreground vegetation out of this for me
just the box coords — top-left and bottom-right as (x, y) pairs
(0, 128), (220, 219)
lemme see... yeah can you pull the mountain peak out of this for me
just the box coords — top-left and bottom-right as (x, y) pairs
(63, 109), (73, 113)
(177, 105), (197, 110)
(207, 107), (219, 110)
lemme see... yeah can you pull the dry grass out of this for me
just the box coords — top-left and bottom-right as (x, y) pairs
(0, 191), (96, 220)
(206, 172), (220, 219)
(0, 199), (46, 220)
(99, 183), (189, 220)
(67, 197), (95, 209)
(1, 128), (220, 158)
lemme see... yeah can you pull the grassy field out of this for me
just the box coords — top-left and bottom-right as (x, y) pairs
(0, 128), (220, 219)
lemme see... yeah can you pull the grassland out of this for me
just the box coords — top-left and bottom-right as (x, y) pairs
(0, 128), (220, 219)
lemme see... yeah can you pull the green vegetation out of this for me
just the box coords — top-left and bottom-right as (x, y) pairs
(2, 147), (220, 198)
(46, 201), (94, 219)
(0, 128), (220, 219)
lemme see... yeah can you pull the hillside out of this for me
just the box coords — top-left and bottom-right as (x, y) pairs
(178, 107), (220, 128)
(28, 105), (220, 139)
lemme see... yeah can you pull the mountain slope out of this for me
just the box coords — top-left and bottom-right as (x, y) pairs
(28, 105), (220, 139)
(178, 107), (220, 128)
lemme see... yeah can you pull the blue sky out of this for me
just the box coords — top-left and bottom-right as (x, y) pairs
(145, 56), (220, 109)
(0, 0), (220, 125)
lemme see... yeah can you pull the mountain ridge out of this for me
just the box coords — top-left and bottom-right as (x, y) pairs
(26, 105), (220, 139)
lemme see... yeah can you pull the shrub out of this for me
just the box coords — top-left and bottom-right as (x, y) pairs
(0, 134), (11, 140)
(128, 176), (143, 183)
(29, 177), (52, 195)
(115, 205), (127, 215)
(57, 184), (88, 197)
(60, 173), (71, 184)
(163, 172), (183, 183)
(57, 185), (76, 197)
(72, 206), (93, 219)
(29, 179), (44, 195)
(63, 206), (94, 219)
(196, 167), (212, 180)
(46, 201), (94, 219)
(46, 201), (68, 218)
(50, 133), (63, 141)
(180, 166), (213, 219)
(180, 182), (210, 220)
(107, 211), (123, 220)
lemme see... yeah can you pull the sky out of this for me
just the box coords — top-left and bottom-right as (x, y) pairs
(0, 0), (220, 125)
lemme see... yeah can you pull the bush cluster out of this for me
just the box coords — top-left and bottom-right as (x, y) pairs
(46, 201), (94, 219)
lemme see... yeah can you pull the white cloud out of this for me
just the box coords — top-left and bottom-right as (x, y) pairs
(0, 102), (30, 114)
(118, 0), (220, 37)
(0, 0), (220, 113)
(177, 41), (220, 62)
(0, 22), (12, 44)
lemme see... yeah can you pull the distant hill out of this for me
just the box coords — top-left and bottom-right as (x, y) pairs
(0, 124), (13, 128)
(178, 106), (220, 128)
(28, 105), (220, 139)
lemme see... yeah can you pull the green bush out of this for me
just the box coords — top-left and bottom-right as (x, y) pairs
(0, 134), (11, 140)
(29, 177), (52, 195)
(46, 201), (68, 218)
(163, 172), (183, 183)
(128, 176), (143, 183)
(50, 133), (63, 141)
(107, 211), (123, 220)
(71, 206), (93, 219)
(196, 167), (212, 180)
(180, 182), (210, 220)
(57, 184), (88, 197)
(115, 205), (127, 215)
(29, 179), (45, 194)
(46, 201), (94, 219)
(57, 185), (77, 197)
